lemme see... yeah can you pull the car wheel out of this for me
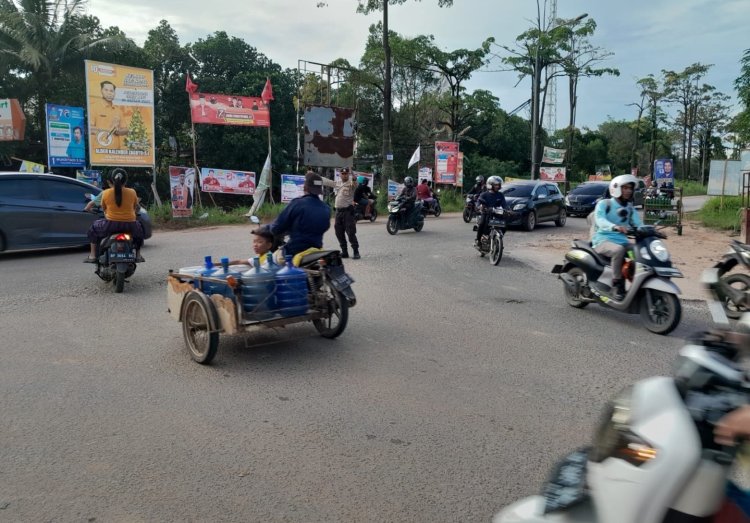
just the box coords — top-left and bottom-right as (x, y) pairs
(555, 208), (566, 227)
(524, 211), (536, 231)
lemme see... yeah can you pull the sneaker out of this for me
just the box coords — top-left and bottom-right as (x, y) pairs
(340, 251), (349, 259)
(352, 250), (361, 260)
(611, 280), (626, 301)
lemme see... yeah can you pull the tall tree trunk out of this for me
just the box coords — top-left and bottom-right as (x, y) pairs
(649, 101), (657, 176)
(381, 0), (393, 184)
(566, 74), (577, 178)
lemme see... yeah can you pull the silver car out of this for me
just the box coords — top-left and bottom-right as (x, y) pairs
(0, 172), (152, 252)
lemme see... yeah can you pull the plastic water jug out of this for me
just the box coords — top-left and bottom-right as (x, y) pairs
(196, 255), (222, 295)
(213, 257), (243, 300)
(241, 257), (276, 321)
(262, 252), (281, 273)
(275, 255), (309, 317)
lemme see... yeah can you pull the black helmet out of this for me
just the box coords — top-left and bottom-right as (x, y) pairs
(404, 176), (414, 188)
(475, 175), (485, 184)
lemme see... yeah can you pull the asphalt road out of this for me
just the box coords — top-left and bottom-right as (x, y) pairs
(0, 214), (715, 522)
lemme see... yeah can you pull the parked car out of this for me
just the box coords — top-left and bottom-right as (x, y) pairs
(0, 172), (152, 253)
(501, 180), (566, 231)
(564, 181), (609, 217)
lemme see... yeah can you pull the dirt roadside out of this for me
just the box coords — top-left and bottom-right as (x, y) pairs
(512, 218), (738, 302)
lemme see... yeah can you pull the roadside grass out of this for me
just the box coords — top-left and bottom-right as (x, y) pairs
(149, 202), (288, 229)
(680, 180), (707, 197)
(695, 196), (743, 231)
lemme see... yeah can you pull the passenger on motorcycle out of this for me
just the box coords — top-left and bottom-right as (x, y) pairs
(353, 175), (375, 218)
(416, 179), (436, 211)
(474, 176), (508, 247)
(85, 169), (144, 263)
(591, 174), (643, 301)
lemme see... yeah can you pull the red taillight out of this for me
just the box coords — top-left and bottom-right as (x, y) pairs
(115, 233), (131, 241)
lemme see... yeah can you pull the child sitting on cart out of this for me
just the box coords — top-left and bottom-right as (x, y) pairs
(228, 226), (276, 267)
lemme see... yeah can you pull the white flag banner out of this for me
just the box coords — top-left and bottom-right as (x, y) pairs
(249, 151), (272, 215)
(407, 145), (420, 169)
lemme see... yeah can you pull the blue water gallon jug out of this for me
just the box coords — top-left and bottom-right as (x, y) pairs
(240, 257), (276, 321)
(262, 251), (281, 273)
(213, 257), (243, 300)
(195, 256), (220, 294)
(275, 255), (309, 317)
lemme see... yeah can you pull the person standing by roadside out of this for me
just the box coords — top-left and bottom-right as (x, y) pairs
(321, 167), (360, 259)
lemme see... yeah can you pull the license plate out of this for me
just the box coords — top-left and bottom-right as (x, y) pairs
(109, 251), (135, 260)
(542, 447), (590, 514)
(328, 267), (354, 290)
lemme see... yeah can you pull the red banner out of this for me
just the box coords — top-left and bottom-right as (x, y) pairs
(434, 141), (458, 184)
(189, 93), (270, 127)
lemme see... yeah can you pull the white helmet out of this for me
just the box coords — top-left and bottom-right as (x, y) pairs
(609, 174), (638, 199)
(486, 176), (503, 189)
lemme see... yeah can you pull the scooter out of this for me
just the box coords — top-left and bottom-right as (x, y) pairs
(353, 201), (377, 223)
(551, 226), (683, 335)
(714, 239), (750, 319)
(386, 197), (425, 235)
(473, 207), (508, 266)
(493, 270), (750, 523)
(421, 192), (442, 218)
(94, 232), (139, 293)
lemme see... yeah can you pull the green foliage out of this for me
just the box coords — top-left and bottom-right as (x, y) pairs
(696, 196), (743, 230)
(148, 202), (299, 229)
(679, 180), (707, 196)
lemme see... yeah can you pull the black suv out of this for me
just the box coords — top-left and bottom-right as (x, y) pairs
(501, 180), (566, 231)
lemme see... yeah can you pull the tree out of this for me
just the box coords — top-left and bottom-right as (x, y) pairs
(732, 48), (750, 147)
(636, 75), (667, 176)
(694, 90), (731, 183)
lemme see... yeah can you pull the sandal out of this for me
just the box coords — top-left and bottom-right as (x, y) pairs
(83, 257), (97, 263)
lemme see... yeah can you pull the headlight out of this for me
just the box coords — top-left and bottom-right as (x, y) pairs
(639, 247), (651, 260)
(590, 386), (657, 467)
(649, 240), (670, 262)
(513, 203), (526, 211)
(466, 196), (472, 203)
(564, 196), (570, 205)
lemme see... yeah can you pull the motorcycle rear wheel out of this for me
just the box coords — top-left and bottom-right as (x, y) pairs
(114, 272), (125, 293)
(640, 289), (681, 335)
(312, 278), (349, 339)
(489, 230), (503, 265)
(434, 202), (442, 217)
(721, 273), (750, 319)
(463, 208), (472, 223)
(414, 220), (424, 232)
(369, 208), (378, 222)
(563, 267), (589, 308)
(386, 215), (398, 235)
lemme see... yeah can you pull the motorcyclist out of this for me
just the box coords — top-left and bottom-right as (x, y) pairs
(397, 176), (418, 219)
(85, 169), (144, 263)
(591, 174), (643, 301)
(467, 175), (485, 196)
(416, 178), (435, 212)
(353, 175), (375, 218)
(474, 176), (509, 247)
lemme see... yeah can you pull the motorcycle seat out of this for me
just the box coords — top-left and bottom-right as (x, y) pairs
(572, 240), (610, 266)
(298, 249), (338, 266)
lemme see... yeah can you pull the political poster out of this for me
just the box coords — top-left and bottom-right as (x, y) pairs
(46, 104), (86, 167)
(169, 166), (195, 218)
(540, 166), (566, 182)
(85, 60), (155, 167)
(654, 158), (675, 182)
(434, 141), (459, 184)
(456, 154), (464, 187)
(418, 166), (433, 184)
(542, 146), (566, 164)
(189, 93), (270, 127)
(281, 174), (305, 202)
(200, 167), (256, 195)
(388, 179), (404, 200)
(0, 98), (26, 141)
(76, 169), (102, 188)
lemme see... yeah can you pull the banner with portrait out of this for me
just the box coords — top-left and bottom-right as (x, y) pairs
(434, 141), (459, 184)
(542, 146), (566, 164)
(654, 158), (674, 182)
(418, 166), (433, 184)
(46, 104), (86, 168)
(189, 93), (270, 127)
(200, 167), (256, 195)
(169, 166), (195, 218)
(456, 153), (464, 187)
(281, 174), (306, 202)
(540, 166), (566, 182)
(85, 60), (155, 167)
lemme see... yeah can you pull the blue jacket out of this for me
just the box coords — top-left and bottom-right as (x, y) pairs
(591, 198), (642, 248)
(270, 194), (331, 256)
(477, 190), (508, 210)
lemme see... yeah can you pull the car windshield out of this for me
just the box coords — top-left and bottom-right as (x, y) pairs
(572, 185), (607, 196)
(502, 184), (534, 197)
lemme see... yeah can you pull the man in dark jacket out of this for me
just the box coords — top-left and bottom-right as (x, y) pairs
(475, 176), (508, 246)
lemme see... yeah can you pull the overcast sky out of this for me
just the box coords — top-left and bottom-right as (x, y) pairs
(86, 0), (746, 131)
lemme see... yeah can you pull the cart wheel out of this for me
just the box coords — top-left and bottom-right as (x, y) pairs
(181, 292), (220, 364)
(313, 278), (349, 339)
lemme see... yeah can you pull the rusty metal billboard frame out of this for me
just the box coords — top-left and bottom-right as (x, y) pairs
(296, 60), (359, 172)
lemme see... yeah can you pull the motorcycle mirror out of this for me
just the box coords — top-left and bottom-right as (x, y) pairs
(246, 215), (261, 224)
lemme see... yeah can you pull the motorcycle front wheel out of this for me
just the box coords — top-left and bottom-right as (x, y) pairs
(463, 208), (472, 223)
(414, 220), (424, 232)
(640, 289), (681, 335)
(721, 273), (750, 319)
(563, 267), (589, 308)
(386, 215), (399, 235)
(434, 202), (442, 217)
(489, 230), (503, 265)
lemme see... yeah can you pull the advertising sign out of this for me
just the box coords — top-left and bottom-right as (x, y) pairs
(456, 153), (464, 187)
(46, 104), (86, 167)
(540, 166), (566, 182)
(654, 158), (675, 182)
(169, 166), (195, 218)
(76, 169), (102, 188)
(85, 60), (155, 167)
(434, 141), (459, 184)
(303, 105), (355, 168)
(388, 179), (404, 200)
(189, 93), (269, 127)
(19, 160), (45, 173)
(200, 167), (256, 195)
(281, 174), (306, 202)
(0, 98), (26, 141)
(418, 166), (433, 184)
(542, 146), (566, 164)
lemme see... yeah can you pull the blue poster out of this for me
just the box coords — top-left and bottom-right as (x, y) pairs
(46, 104), (86, 168)
(281, 174), (305, 202)
(654, 158), (674, 182)
(76, 169), (102, 188)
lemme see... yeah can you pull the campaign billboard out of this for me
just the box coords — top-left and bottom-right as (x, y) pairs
(540, 166), (566, 182)
(542, 146), (566, 164)
(85, 60), (155, 167)
(46, 104), (86, 167)
(654, 158), (675, 182)
(189, 93), (270, 127)
(434, 141), (459, 184)
(0, 98), (26, 141)
(281, 174), (306, 202)
(200, 167), (256, 195)
(169, 166), (195, 218)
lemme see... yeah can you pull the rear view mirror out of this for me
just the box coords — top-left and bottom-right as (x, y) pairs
(249, 215), (260, 224)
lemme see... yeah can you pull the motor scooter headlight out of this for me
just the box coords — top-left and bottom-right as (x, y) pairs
(589, 386), (657, 467)
(649, 240), (670, 262)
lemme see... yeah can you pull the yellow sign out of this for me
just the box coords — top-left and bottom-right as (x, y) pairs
(85, 60), (155, 167)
